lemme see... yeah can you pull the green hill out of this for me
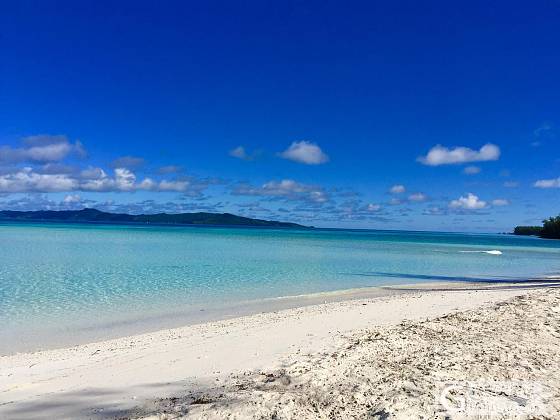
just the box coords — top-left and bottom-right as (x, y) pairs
(0, 208), (308, 229)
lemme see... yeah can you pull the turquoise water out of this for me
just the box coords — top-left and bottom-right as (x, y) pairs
(2, 223), (560, 352)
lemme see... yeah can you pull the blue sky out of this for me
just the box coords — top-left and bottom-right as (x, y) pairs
(1, 0), (559, 231)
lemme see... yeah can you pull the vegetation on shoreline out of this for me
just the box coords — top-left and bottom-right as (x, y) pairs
(0, 208), (308, 229)
(513, 226), (543, 236)
(514, 215), (560, 239)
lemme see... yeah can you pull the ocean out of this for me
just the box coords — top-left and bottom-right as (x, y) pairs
(2, 222), (559, 353)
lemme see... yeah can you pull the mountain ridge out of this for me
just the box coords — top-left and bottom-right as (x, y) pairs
(0, 208), (309, 229)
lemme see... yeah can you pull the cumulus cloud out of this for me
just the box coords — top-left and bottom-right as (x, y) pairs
(0, 135), (86, 163)
(63, 194), (82, 204)
(408, 192), (427, 202)
(418, 143), (500, 166)
(79, 168), (121, 192)
(233, 179), (329, 204)
(80, 166), (107, 180)
(110, 156), (145, 169)
(390, 184), (405, 194)
(0, 167), (196, 194)
(0, 135), (215, 200)
(449, 193), (487, 210)
(80, 168), (191, 193)
(534, 177), (560, 188)
(114, 168), (136, 191)
(463, 165), (481, 175)
(0, 167), (78, 193)
(279, 141), (329, 165)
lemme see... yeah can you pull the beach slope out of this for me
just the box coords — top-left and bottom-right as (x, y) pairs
(1, 286), (558, 419)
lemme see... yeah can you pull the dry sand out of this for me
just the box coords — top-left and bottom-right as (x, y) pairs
(1, 283), (559, 419)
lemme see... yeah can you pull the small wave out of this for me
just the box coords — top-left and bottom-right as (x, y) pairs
(459, 250), (503, 255)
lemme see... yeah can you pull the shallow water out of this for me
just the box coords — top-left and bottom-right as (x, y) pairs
(1, 223), (559, 352)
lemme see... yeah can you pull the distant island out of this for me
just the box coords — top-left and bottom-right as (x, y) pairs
(514, 215), (560, 239)
(0, 208), (308, 229)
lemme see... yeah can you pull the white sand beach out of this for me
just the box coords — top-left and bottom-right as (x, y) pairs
(1, 283), (559, 419)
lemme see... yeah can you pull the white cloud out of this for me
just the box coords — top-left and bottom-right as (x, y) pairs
(79, 168), (114, 191)
(157, 180), (190, 192)
(0, 135), (86, 163)
(26, 142), (72, 162)
(504, 181), (519, 188)
(63, 194), (82, 204)
(0, 136), (212, 198)
(491, 199), (510, 206)
(534, 177), (560, 188)
(0, 166), (197, 194)
(408, 192), (427, 202)
(390, 184), (405, 194)
(80, 166), (107, 180)
(463, 165), (481, 175)
(0, 167), (78, 193)
(81, 168), (191, 193)
(138, 178), (157, 190)
(367, 203), (381, 212)
(449, 193), (487, 210)
(114, 168), (136, 191)
(418, 143), (500, 166)
(233, 179), (328, 203)
(261, 180), (328, 203)
(279, 141), (329, 165)
(136, 178), (190, 192)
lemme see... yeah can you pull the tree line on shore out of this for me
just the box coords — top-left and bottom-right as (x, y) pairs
(514, 215), (560, 239)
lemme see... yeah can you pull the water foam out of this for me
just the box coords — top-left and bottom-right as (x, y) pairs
(459, 250), (503, 255)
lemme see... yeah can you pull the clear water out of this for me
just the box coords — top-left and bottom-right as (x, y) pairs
(1, 223), (560, 352)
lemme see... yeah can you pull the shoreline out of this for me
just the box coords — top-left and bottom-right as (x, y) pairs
(4, 279), (558, 355)
(1, 282), (553, 419)
(3, 282), (412, 355)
